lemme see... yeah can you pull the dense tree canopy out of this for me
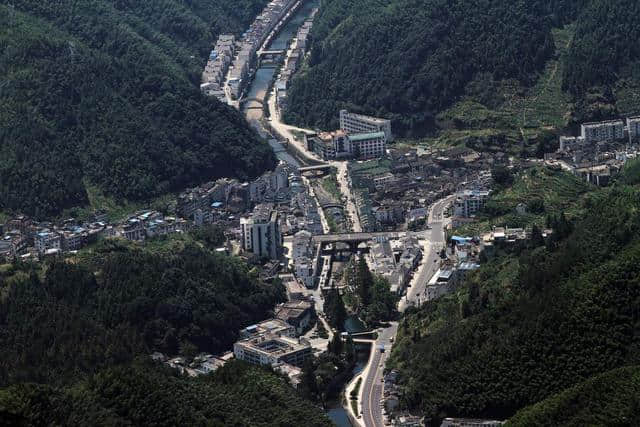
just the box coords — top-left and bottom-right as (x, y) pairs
(506, 366), (640, 426)
(284, 0), (640, 135)
(0, 239), (285, 386)
(0, 0), (275, 218)
(0, 361), (333, 426)
(284, 0), (566, 135)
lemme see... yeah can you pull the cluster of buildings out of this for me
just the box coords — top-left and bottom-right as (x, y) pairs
(0, 207), (197, 261)
(550, 117), (640, 186)
(346, 147), (493, 232)
(368, 235), (423, 294)
(200, 34), (236, 101)
(0, 215), (111, 260)
(121, 211), (189, 242)
(558, 117), (640, 150)
(227, 0), (298, 99)
(154, 352), (233, 377)
(276, 18), (314, 110)
(306, 110), (392, 160)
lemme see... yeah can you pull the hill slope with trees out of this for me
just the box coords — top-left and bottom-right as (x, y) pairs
(0, 0), (275, 218)
(0, 236), (334, 425)
(506, 365), (640, 426)
(388, 176), (640, 423)
(283, 0), (579, 135)
(284, 0), (640, 137)
(0, 362), (332, 426)
(0, 238), (285, 386)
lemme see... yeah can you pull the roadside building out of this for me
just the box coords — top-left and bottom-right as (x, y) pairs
(35, 231), (61, 254)
(627, 116), (640, 141)
(453, 190), (490, 218)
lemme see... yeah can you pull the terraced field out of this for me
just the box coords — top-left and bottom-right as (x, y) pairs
(454, 166), (593, 236)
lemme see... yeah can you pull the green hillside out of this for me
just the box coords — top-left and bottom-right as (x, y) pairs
(0, 0), (275, 218)
(0, 362), (332, 426)
(283, 0), (582, 136)
(284, 0), (640, 139)
(506, 366), (640, 426)
(0, 237), (284, 386)
(388, 182), (640, 423)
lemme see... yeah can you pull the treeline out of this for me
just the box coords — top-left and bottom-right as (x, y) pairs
(0, 0), (275, 218)
(0, 239), (285, 386)
(0, 361), (333, 426)
(284, 0), (573, 135)
(506, 365), (640, 426)
(388, 183), (640, 423)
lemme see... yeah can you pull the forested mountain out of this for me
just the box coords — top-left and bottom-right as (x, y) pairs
(388, 169), (640, 423)
(506, 366), (640, 426)
(284, 0), (640, 136)
(0, 362), (332, 426)
(0, 234), (333, 424)
(0, 239), (284, 386)
(563, 0), (640, 121)
(0, 0), (275, 218)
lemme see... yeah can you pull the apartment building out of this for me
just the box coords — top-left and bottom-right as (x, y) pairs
(340, 109), (393, 142)
(240, 204), (282, 259)
(453, 190), (490, 218)
(35, 231), (61, 254)
(581, 119), (625, 143)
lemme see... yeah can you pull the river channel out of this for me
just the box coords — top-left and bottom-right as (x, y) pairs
(242, 0), (319, 169)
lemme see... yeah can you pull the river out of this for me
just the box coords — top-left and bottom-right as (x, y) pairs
(242, 0), (319, 167)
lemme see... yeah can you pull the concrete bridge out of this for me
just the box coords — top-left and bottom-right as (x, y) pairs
(299, 164), (333, 173)
(312, 232), (403, 246)
(320, 202), (344, 210)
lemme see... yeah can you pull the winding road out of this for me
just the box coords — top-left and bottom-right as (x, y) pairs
(360, 196), (452, 427)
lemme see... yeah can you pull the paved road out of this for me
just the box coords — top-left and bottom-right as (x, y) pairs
(360, 195), (453, 427)
(398, 195), (454, 312)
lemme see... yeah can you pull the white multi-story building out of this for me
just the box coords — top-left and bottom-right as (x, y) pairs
(240, 204), (282, 259)
(340, 109), (393, 142)
(453, 190), (490, 218)
(233, 334), (311, 367)
(35, 231), (61, 254)
(581, 119), (625, 143)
